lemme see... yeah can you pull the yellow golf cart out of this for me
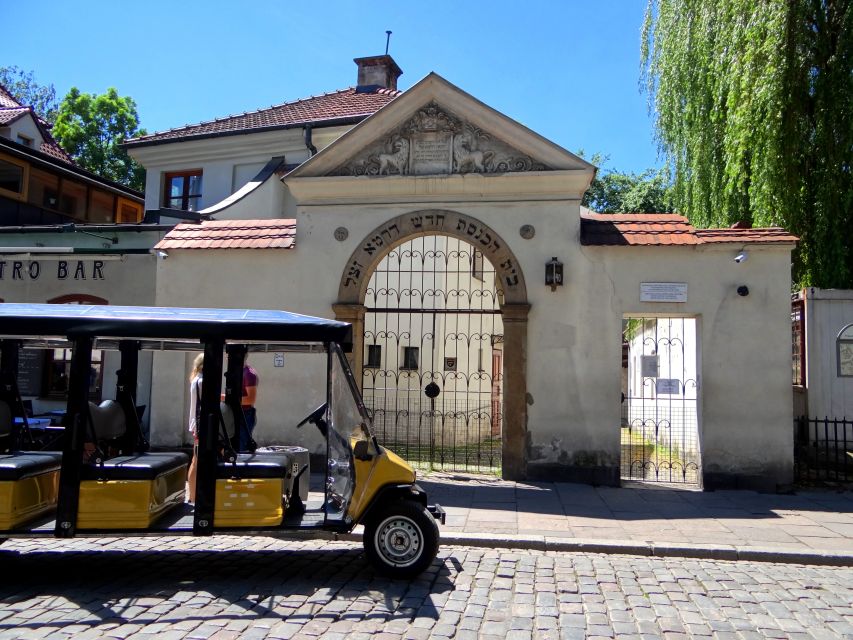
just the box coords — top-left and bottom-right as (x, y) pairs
(0, 303), (444, 578)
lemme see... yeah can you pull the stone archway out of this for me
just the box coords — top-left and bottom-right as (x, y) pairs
(334, 209), (530, 480)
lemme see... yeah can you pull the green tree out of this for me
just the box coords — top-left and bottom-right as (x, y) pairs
(579, 151), (674, 213)
(0, 66), (59, 122)
(52, 87), (146, 191)
(642, 0), (853, 288)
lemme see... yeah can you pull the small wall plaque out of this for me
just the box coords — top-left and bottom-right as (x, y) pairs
(655, 378), (681, 394)
(641, 355), (659, 378)
(519, 224), (535, 239)
(641, 282), (688, 303)
(334, 227), (349, 241)
(274, 353), (285, 367)
(444, 357), (457, 371)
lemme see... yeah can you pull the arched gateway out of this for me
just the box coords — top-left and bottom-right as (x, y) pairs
(334, 210), (529, 479)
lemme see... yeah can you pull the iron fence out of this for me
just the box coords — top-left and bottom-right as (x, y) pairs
(794, 416), (853, 483)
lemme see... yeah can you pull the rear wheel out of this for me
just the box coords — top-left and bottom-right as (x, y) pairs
(363, 500), (439, 578)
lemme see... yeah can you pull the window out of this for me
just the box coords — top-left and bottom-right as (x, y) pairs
(365, 344), (382, 368)
(838, 323), (853, 377)
(89, 189), (115, 223)
(16, 134), (33, 147)
(27, 167), (59, 209)
(792, 300), (805, 386)
(0, 153), (28, 201)
(117, 197), (143, 223)
(400, 346), (419, 371)
(59, 179), (86, 218)
(164, 170), (203, 211)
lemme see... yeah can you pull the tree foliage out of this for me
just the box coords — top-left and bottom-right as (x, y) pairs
(579, 152), (674, 213)
(0, 66), (59, 123)
(52, 87), (146, 191)
(642, 0), (853, 288)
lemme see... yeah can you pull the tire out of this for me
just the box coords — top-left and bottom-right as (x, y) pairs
(363, 499), (439, 579)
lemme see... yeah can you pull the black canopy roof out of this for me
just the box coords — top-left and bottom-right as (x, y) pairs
(0, 304), (352, 347)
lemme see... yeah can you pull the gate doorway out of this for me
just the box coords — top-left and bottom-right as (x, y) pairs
(362, 235), (504, 474)
(621, 316), (701, 486)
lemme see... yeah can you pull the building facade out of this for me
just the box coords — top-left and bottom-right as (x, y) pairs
(123, 57), (797, 490)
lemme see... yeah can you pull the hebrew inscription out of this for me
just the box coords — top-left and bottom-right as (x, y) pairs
(330, 102), (549, 177)
(341, 211), (526, 295)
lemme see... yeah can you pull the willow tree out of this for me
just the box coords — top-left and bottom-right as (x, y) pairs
(642, 0), (852, 288)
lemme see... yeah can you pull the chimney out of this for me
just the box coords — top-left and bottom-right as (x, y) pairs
(354, 55), (403, 92)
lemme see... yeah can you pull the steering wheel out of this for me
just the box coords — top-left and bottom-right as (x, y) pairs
(297, 402), (327, 429)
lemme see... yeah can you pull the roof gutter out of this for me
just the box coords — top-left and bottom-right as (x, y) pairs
(304, 126), (317, 156)
(123, 115), (368, 150)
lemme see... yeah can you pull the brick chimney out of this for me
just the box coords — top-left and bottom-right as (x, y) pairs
(354, 55), (403, 92)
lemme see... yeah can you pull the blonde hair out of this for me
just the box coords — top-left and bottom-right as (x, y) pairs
(190, 353), (204, 381)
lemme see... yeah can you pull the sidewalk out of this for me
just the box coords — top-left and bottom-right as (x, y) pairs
(411, 474), (853, 566)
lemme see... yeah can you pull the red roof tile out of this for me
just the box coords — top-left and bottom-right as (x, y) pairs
(0, 84), (20, 108)
(0, 107), (29, 125)
(694, 228), (799, 243)
(154, 219), (297, 250)
(126, 87), (401, 147)
(580, 212), (797, 246)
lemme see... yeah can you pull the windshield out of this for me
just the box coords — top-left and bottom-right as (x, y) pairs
(325, 345), (373, 523)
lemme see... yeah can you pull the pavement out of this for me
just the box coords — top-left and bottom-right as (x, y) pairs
(387, 474), (853, 566)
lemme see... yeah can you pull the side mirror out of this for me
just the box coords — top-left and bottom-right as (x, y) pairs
(353, 439), (373, 461)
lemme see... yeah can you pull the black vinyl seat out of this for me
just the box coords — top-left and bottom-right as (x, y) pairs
(216, 452), (294, 479)
(81, 452), (189, 481)
(0, 452), (63, 481)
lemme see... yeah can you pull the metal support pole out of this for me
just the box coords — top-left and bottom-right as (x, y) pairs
(194, 338), (223, 535)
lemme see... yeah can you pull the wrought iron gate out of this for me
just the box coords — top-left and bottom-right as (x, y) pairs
(621, 317), (701, 485)
(362, 235), (504, 474)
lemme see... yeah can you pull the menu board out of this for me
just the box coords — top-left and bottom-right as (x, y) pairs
(16, 349), (45, 397)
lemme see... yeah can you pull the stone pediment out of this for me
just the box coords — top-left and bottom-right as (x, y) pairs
(328, 102), (549, 177)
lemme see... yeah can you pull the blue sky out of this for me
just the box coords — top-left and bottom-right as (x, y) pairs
(4, 0), (660, 174)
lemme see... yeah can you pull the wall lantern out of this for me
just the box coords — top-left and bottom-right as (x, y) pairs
(545, 257), (563, 291)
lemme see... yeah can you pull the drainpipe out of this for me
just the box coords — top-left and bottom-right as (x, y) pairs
(304, 126), (317, 156)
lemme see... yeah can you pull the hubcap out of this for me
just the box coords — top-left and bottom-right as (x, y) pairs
(375, 515), (422, 567)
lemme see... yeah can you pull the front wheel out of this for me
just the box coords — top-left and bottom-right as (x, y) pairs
(363, 500), (439, 578)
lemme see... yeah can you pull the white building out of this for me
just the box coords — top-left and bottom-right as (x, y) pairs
(125, 55), (801, 490)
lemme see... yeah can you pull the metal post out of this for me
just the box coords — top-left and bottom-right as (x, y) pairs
(225, 344), (248, 451)
(116, 341), (142, 454)
(194, 339), (223, 536)
(55, 336), (93, 538)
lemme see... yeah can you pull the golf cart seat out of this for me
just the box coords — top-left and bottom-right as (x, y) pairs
(214, 405), (309, 528)
(77, 400), (188, 530)
(0, 401), (63, 529)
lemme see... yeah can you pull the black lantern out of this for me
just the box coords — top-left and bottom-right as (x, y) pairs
(545, 257), (563, 291)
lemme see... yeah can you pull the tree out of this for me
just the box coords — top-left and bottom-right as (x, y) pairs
(0, 66), (59, 123)
(52, 87), (146, 191)
(579, 151), (674, 213)
(642, 0), (853, 288)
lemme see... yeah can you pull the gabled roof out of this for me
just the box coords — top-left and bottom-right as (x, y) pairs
(287, 72), (595, 179)
(580, 212), (798, 246)
(125, 87), (401, 148)
(0, 82), (74, 164)
(154, 219), (296, 250)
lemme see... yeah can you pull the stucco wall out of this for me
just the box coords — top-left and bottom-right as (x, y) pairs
(150, 184), (794, 488)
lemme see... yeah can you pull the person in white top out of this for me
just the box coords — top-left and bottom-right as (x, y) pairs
(187, 354), (203, 504)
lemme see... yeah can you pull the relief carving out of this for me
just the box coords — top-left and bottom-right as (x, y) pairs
(330, 102), (549, 176)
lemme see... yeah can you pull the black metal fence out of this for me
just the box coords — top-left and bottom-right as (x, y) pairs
(794, 416), (853, 483)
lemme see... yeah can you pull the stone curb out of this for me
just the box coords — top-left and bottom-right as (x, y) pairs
(337, 531), (853, 567)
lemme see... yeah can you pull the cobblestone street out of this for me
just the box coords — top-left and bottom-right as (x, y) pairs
(0, 536), (851, 639)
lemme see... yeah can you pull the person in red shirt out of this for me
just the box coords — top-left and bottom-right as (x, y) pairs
(239, 363), (259, 452)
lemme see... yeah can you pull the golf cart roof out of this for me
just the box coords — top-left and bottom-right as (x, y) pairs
(0, 303), (352, 348)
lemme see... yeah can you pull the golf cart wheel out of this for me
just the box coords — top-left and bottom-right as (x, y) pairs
(363, 500), (439, 578)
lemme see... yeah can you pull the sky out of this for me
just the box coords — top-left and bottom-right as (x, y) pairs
(3, 0), (661, 175)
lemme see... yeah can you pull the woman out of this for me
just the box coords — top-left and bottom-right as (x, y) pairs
(187, 353), (203, 504)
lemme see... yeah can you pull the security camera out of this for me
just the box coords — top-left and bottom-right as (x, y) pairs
(733, 251), (748, 264)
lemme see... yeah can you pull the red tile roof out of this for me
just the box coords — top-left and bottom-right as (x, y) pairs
(0, 107), (29, 125)
(126, 87), (401, 147)
(154, 219), (297, 250)
(580, 212), (797, 246)
(0, 84), (74, 164)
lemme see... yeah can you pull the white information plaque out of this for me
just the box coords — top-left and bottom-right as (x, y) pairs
(655, 378), (681, 394)
(641, 282), (688, 303)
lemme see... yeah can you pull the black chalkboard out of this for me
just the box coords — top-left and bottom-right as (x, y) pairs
(17, 349), (45, 397)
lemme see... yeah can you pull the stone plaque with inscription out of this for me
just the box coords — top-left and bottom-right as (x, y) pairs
(411, 132), (451, 175)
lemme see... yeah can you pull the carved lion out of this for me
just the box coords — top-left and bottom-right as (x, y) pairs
(453, 133), (492, 173)
(377, 137), (410, 175)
